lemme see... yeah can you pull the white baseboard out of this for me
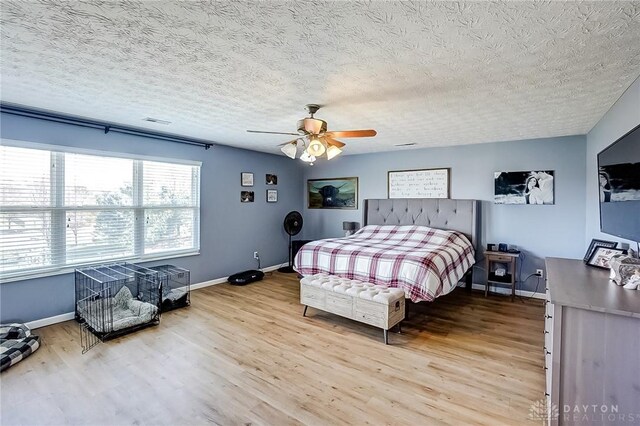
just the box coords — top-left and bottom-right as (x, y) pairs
(467, 283), (546, 299)
(26, 312), (75, 330)
(190, 262), (288, 290)
(25, 263), (290, 329)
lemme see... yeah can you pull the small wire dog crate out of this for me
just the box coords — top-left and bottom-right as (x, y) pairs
(75, 262), (162, 353)
(149, 265), (191, 312)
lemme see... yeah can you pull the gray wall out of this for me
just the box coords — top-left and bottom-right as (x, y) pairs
(301, 136), (587, 292)
(586, 76), (640, 249)
(0, 113), (303, 322)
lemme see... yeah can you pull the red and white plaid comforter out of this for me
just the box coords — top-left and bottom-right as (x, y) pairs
(294, 225), (475, 302)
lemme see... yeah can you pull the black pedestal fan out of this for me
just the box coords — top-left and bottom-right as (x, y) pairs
(278, 211), (303, 273)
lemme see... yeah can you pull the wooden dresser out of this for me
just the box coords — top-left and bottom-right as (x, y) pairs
(545, 257), (640, 425)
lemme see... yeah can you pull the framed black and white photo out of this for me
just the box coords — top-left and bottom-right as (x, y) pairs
(266, 174), (278, 185)
(587, 247), (625, 269)
(266, 189), (277, 203)
(583, 239), (617, 262)
(240, 191), (254, 203)
(241, 172), (254, 187)
(494, 171), (555, 205)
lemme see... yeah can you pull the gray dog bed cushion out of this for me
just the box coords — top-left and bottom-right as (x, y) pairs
(77, 286), (158, 333)
(1, 323), (40, 372)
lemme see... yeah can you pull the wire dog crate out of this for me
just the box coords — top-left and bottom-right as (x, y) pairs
(75, 262), (162, 353)
(149, 265), (191, 312)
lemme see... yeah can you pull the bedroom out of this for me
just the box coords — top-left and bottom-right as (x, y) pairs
(1, 1), (639, 425)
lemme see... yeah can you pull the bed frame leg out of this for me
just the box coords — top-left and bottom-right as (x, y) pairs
(383, 329), (388, 345)
(302, 305), (308, 317)
(396, 322), (402, 334)
(465, 271), (473, 291)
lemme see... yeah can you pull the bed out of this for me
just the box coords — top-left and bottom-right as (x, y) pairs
(294, 198), (478, 302)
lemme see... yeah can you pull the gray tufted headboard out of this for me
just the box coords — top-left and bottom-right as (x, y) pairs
(363, 199), (479, 246)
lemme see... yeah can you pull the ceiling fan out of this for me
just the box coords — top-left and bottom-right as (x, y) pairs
(247, 104), (376, 164)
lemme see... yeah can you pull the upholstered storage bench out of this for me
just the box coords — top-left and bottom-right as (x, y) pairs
(300, 273), (405, 344)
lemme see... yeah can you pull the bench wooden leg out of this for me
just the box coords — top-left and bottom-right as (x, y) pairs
(383, 329), (388, 345)
(302, 305), (308, 317)
(396, 322), (402, 334)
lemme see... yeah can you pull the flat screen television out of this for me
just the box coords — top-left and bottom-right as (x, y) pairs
(598, 123), (640, 242)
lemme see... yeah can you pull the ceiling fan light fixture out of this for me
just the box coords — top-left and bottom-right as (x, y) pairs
(280, 141), (297, 159)
(300, 151), (316, 163)
(306, 135), (326, 156)
(326, 144), (343, 160)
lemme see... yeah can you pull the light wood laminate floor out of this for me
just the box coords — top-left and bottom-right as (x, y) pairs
(1, 272), (545, 425)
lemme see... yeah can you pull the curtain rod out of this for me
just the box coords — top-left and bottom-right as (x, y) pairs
(0, 103), (214, 150)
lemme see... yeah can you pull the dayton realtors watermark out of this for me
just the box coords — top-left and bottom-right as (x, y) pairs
(563, 404), (638, 423)
(529, 400), (639, 423)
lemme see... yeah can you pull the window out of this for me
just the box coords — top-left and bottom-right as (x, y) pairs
(0, 142), (200, 280)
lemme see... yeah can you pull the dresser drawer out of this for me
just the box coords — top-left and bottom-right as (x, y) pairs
(490, 255), (513, 263)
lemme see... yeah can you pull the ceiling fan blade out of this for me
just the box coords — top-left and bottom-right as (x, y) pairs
(324, 137), (346, 148)
(325, 129), (377, 138)
(278, 139), (299, 147)
(247, 130), (300, 136)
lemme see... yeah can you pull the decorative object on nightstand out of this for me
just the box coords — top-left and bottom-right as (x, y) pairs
(485, 250), (519, 301)
(342, 221), (358, 237)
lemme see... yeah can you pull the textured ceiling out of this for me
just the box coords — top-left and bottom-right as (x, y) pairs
(1, 1), (639, 156)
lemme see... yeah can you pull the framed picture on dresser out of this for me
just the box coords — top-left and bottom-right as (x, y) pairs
(583, 238), (617, 262)
(587, 247), (625, 269)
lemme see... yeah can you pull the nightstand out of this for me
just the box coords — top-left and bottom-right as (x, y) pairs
(484, 251), (519, 301)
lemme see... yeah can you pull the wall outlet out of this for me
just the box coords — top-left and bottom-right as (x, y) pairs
(535, 269), (544, 278)
(253, 251), (260, 260)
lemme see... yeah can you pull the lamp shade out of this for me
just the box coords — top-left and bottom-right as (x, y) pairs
(299, 151), (316, 163)
(280, 142), (297, 159)
(326, 144), (342, 160)
(307, 135), (326, 156)
(342, 221), (358, 231)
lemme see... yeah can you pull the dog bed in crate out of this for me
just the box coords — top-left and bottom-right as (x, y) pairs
(77, 286), (159, 333)
(1, 323), (40, 372)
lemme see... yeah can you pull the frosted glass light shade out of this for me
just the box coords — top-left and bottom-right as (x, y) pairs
(280, 142), (297, 159)
(307, 136), (326, 156)
(300, 151), (316, 163)
(326, 145), (342, 160)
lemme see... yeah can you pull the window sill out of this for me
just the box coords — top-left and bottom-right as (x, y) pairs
(0, 251), (200, 284)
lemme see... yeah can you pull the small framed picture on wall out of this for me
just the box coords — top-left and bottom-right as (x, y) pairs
(241, 172), (254, 187)
(241, 191), (254, 203)
(266, 174), (278, 185)
(266, 189), (278, 203)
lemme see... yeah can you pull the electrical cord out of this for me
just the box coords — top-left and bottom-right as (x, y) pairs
(515, 251), (543, 302)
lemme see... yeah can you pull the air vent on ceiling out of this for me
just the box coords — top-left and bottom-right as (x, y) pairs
(143, 117), (171, 125)
(394, 143), (417, 147)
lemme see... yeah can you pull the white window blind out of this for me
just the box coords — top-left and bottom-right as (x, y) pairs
(0, 143), (200, 280)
